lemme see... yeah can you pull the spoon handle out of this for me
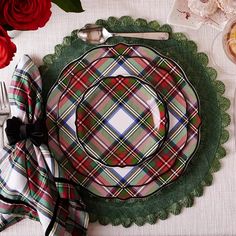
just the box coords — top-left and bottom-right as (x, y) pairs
(113, 32), (169, 40)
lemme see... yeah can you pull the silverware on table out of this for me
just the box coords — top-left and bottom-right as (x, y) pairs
(77, 24), (169, 44)
(0, 82), (10, 148)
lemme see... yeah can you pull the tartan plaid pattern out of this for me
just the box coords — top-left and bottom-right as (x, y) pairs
(76, 76), (167, 166)
(0, 56), (89, 235)
(57, 56), (188, 186)
(46, 44), (201, 199)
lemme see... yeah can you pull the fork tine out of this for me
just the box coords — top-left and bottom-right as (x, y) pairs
(3, 82), (9, 108)
(0, 82), (10, 148)
(0, 82), (9, 110)
(0, 82), (3, 109)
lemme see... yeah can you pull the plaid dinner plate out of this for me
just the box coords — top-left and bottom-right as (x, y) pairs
(46, 44), (201, 199)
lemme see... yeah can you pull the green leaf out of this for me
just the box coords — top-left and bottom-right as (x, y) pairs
(52, 0), (84, 13)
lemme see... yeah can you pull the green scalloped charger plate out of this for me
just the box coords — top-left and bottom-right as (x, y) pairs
(40, 16), (230, 227)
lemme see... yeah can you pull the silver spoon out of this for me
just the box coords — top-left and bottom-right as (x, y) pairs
(77, 24), (169, 44)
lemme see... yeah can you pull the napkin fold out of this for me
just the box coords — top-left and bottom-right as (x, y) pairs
(0, 55), (89, 236)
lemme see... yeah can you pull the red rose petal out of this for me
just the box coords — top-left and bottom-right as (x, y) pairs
(0, 26), (16, 69)
(2, 0), (52, 30)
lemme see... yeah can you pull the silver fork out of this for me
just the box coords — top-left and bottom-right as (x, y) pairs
(0, 82), (10, 148)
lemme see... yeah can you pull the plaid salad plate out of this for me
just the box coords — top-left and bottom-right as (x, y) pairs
(76, 75), (168, 167)
(46, 44), (201, 199)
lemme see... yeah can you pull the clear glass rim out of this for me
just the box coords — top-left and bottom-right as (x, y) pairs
(211, 30), (236, 76)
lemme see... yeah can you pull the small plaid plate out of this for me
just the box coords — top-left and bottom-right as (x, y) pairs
(76, 76), (167, 166)
(46, 44), (201, 199)
(76, 75), (168, 167)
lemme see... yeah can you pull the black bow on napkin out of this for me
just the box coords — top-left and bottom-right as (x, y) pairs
(5, 117), (46, 146)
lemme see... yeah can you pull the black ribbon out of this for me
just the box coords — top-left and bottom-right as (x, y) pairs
(5, 116), (45, 146)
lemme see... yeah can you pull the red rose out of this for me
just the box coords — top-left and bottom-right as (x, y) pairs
(0, 0), (52, 30)
(0, 26), (16, 69)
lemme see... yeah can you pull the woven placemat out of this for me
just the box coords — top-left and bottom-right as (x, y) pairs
(40, 16), (230, 227)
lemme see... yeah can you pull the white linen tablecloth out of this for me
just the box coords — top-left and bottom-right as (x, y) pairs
(0, 0), (235, 235)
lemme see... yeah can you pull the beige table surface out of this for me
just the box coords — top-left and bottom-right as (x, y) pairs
(0, 0), (236, 235)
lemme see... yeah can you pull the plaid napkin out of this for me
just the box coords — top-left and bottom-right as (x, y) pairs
(0, 55), (89, 236)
